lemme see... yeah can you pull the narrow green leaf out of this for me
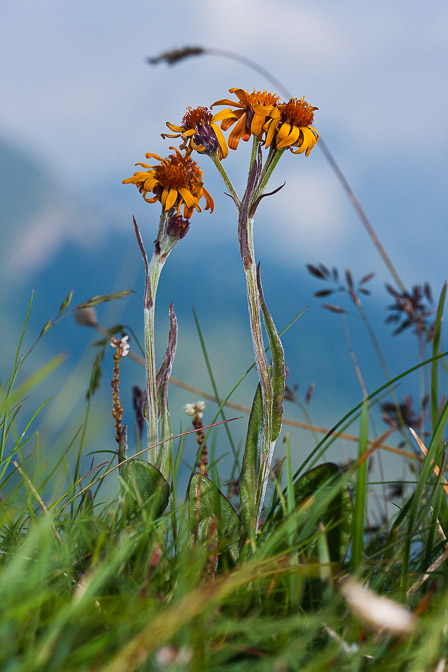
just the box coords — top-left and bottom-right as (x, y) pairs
(122, 459), (170, 519)
(86, 348), (106, 400)
(155, 303), (177, 479)
(188, 473), (241, 562)
(256, 264), (285, 441)
(402, 400), (448, 594)
(292, 463), (352, 563)
(239, 384), (263, 528)
(431, 282), (446, 433)
(423, 454), (446, 571)
(11, 354), (65, 402)
(351, 401), (368, 572)
(133, 216), (152, 309)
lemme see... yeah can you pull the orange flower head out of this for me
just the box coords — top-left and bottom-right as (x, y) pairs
(163, 106), (228, 160)
(264, 96), (319, 156)
(211, 88), (280, 150)
(122, 148), (214, 218)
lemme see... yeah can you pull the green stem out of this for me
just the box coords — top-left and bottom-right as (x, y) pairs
(144, 212), (177, 464)
(249, 135), (259, 174)
(251, 148), (284, 207)
(144, 256), (162, 453)
(243, 217), (274, 516)
(208, 152), (240, 206)
(244, 220), (272, 400)
(211, 139), (283, 520)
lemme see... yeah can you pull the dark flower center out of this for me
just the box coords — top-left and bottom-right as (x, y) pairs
(281, 98), (317, 127)
(182, 106), (213, 130)
(155, 154), (203, 189)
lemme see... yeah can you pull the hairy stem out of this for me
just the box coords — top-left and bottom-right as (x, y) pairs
(143, 212), (176, 464)
(243, 217), (274, 516)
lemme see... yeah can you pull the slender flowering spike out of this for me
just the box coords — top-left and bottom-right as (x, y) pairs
(184, 401), (206, 419)
(211, 88), (280, 150)
(163, 106), (228, 160)
(123, 148), (214, 218)
(110, 335), (130, 357)
(264, 96), (319, 155)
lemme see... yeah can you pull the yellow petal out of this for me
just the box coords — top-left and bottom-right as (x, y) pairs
(178, 187), (196, 208)
(228, 88), (248, 104)
(190, 139), (205, 152)
(264, 120), (276, 148)
(165, 188), (178, 211)
(250, 113), (265, 136)
(302, 127), (319, 155)
(211, 123), (229, 159)
(211, 109), (239, 122)
(202, 187), (215, 212)
(211, 98), (244, 109)
(161, 132), (180, 140)
(166, 122), (185, 133)
(252, 103), (276, 115)
(276, 123), (291, 143)
(228, 115), (247, 150)
(276, 126), (300, 149)
(143, 177), (158, 190)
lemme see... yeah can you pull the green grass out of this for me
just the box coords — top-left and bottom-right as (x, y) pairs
(0, 283), (447, 672)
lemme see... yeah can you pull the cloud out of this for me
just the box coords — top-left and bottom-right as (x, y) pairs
(255, 163), (357, 267)
(1, 201), (103, 281)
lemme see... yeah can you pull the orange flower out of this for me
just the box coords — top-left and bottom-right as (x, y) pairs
(163, 106), (228, 160)
(264, 96), (319, 155)
(211, 88), (280, 150)
(122, 148), (214, 218)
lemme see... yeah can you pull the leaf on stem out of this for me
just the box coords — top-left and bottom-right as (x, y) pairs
(249, 182), (285, 219)
(133, 216), (152, 309)
(239, 384), (263, 528)
(121, 459), (170, 519)
(188, 473), (241, 562)
(237, 148), (262, 268)
(156, 304), (178, 400)
(257, 263), (285, 441)
(156, 303), (178, 478)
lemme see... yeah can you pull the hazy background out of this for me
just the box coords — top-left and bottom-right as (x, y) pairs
(1, 1), (447, 507)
